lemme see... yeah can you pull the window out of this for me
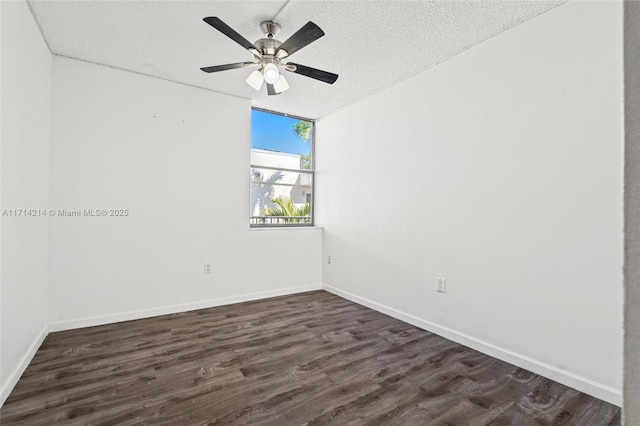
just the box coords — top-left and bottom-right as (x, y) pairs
(250, 108), (314, 227)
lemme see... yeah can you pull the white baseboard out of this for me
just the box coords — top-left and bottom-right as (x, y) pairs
(49, 284), (323, 333)
(1, 325), (49, 406)
(322, 284), (622, 407)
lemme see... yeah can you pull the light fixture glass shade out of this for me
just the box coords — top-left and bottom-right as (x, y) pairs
(273, 73), (290, 94)
(246, 70), (264, 91)
(262, 63), (280, 84)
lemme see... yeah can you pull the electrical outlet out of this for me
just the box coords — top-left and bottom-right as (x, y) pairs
(327, 256), (332, 264)
(436, 277), (446, 293)
(204, 263), (212, 274)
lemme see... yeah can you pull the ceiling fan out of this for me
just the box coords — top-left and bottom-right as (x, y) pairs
(200, 17), (338, 96)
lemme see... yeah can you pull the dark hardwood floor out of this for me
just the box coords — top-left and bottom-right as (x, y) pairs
(1, 291), (620, 425)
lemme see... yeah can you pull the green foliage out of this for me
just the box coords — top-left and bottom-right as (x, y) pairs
(293, 120), (313, 169)
(293, 120), (312, 143)
(300, 153), (312, 170)
(263, 196), (311, 222)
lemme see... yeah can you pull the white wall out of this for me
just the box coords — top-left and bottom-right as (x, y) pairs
(48, 57), (322, 330)
(1, 0), (52, 404)
(624, 1), (640, 423)
(317, 1), (623, 405)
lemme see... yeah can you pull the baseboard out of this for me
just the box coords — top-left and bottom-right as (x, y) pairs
(1, 325), (49, 407)
(322, 284), (622, 407)
(48, 284), (322, 333)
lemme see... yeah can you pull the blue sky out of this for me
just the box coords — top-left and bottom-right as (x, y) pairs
(251, 109), (312, 155)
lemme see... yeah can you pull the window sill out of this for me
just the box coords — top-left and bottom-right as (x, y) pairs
(249, 226), (323, 231)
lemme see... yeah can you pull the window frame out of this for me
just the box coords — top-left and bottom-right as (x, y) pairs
(249, 107), (315, 228)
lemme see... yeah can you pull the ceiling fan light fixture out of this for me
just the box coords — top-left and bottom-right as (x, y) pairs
(246, 69), (264, 90)
(273, 73), (290, 93)
(262, 63), (280, 84)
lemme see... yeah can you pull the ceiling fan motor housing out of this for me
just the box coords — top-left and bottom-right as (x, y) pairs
(255, 38), (281, 57)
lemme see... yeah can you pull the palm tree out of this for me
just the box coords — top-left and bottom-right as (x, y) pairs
(250, 169), (284, 217)
(263, 196), (311, 223)
(293, 120), (312, 142)
(293, 120), (313, 169)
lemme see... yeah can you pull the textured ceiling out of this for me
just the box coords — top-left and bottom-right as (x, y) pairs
(28, 1), (563, 119)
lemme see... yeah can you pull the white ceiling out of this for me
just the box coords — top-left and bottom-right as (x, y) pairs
(28, 1), (563, 119)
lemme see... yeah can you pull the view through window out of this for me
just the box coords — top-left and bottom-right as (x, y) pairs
(250, 109), (314, 227)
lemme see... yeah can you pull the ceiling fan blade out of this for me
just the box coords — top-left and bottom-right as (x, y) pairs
(266, 83), (279, 96)
(203, 17), (256, 51)
(200, 62), (254, 73)
(276, 22), (324, 57)
(286, 63), (338, 84)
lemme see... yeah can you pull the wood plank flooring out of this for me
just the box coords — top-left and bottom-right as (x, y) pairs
(1, 291), (620, 425)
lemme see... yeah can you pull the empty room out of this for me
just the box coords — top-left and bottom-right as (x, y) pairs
(2, 0), (639, 424)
